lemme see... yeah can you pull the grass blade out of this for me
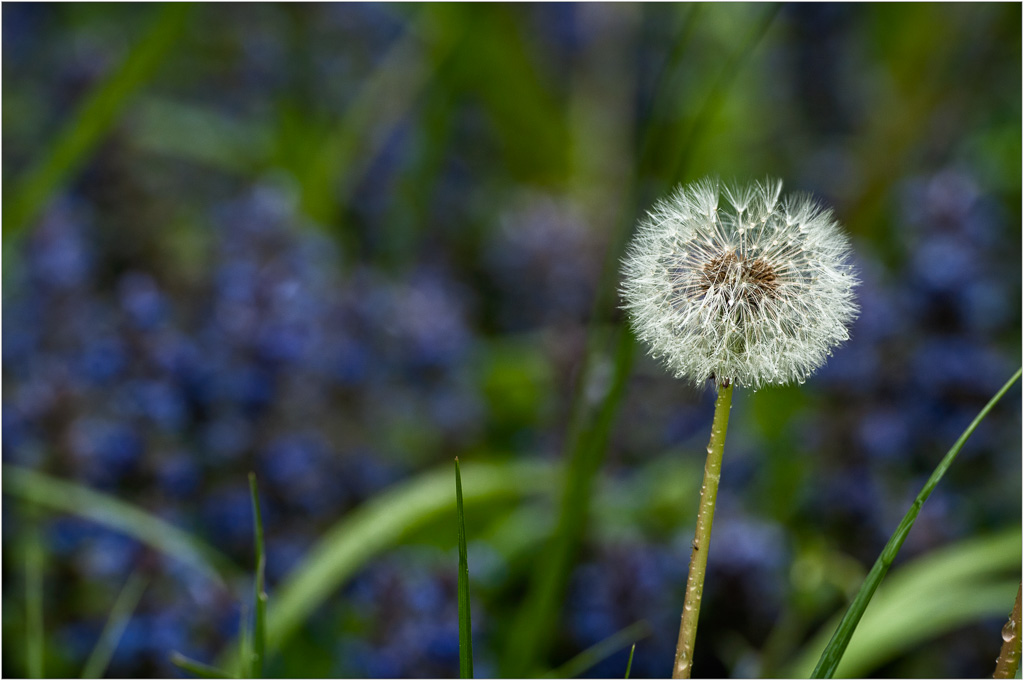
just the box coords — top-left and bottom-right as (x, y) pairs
(238, 600), (250, 680)
(25, 511), (45, 678)
(455, 458), (474, 678)
(625, 644), (636, 679)
(215, 459), (554, 670)
(3, 465), (244, 586)
(248, 473), (267, 678)
(298, 7), (459, 226)
(547, 620), (651, 679)
(3, 3), (192, 236)
(786, 528), (1021, 678)
(130, 97), (271, 174)
(502, 325), (635, 676)
(82, 571), (148, 678)
(170, 652), (234, 680)
(665, 4), (780, 184)
(810, 367), (1023, 678)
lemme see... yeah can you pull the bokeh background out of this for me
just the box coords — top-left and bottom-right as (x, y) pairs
(3, 3), (1022, 678)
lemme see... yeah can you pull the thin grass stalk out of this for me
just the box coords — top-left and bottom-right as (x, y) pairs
(82, 571), (148, 678)
(3, 464), (242, 585)
(455, 458), (474, 678)
(170, 652), (234, 680)
(811, 367), (1022, 678)
(2, 3), (191, 237)
(25, 512), (45, 679)
(673, 381), (733, 678)
(248, 473), (267, 678)
(547, 620), (650, 679)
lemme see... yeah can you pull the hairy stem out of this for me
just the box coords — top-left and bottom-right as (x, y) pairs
(673, 381), (733, 678)
(993, 582), (1022, 679)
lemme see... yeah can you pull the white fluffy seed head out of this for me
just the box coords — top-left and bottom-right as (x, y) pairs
(620, 177), (859, 390)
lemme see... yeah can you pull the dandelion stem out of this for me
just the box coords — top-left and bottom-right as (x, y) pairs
(673, 380), (733, 679)
(993, 582), (1021, 679)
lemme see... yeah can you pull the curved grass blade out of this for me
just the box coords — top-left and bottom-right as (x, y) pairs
(170, 653), (233, 680)
(625, 644), (636, 679)
(787, 528), (1021, 677)
(993, 582), (1022, 679)
(503, 325), (635, 676)
(3, 465), (244, 587)
(810, 367), (1023, 678)
(25, 511), (45, 679)
(3, 3), (192, 236)
(248, 473), (267, 678)
(131, 97), (272, 174)
(82, 571), (148, 678)
(666, 3), (781, 185)
(216, 459), (554, 671)
(455, 458), (474, 678)
(547, 620), (651, 679)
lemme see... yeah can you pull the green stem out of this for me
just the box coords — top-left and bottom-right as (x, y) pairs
(673, 381), (733, 679)
(993, 582), (1022, 679)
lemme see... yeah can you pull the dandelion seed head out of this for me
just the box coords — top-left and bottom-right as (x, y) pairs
(620, 177), (859, 389)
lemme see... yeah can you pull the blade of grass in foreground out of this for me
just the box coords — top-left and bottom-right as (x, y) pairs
(25, 512), (45, 679)
(170, 653), (234, 680)
(81, 571), (148, 678)
(2, 3), (192, 237)
(215, 459), (554, 671)
(625, 643), (636, 679)
(3, 465), (243, 586)
(455, 458), (474, 678)
(503, 325), (635, 676)
(786, 527), (1020, 678)
(547, 620), (651, 679)
(811, 367), (1022, 678)
(248, 474), (267, 679)
(238, 600), (251, 680)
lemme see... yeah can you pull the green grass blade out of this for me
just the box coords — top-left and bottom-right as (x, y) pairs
(170, 653), (234, 680)
(82, 571), (148, 678)
(298, 7), (459, 226)
(238, 600), (250, 680)
(130, 97), (271, 174)
(547, 620), (651, 679)
(216, 459), (554, 669)
(787, 528), (1021, 678)
(625, 644), (636, 679)
(455, 458), (474, 678)
(248, 473), (267, 678)
(3, 465), (244, 587)
(810, 367), (1023, 678)
(665, 4), (780, 184)
(502, 326), (635, 676)
(25, 511), (45, 678)
(3, 3), (192, 236)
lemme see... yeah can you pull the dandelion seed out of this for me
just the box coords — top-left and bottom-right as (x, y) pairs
(620, 177), (858, 390)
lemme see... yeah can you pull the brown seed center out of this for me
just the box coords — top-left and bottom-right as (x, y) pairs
(694, 252), (779, 305)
